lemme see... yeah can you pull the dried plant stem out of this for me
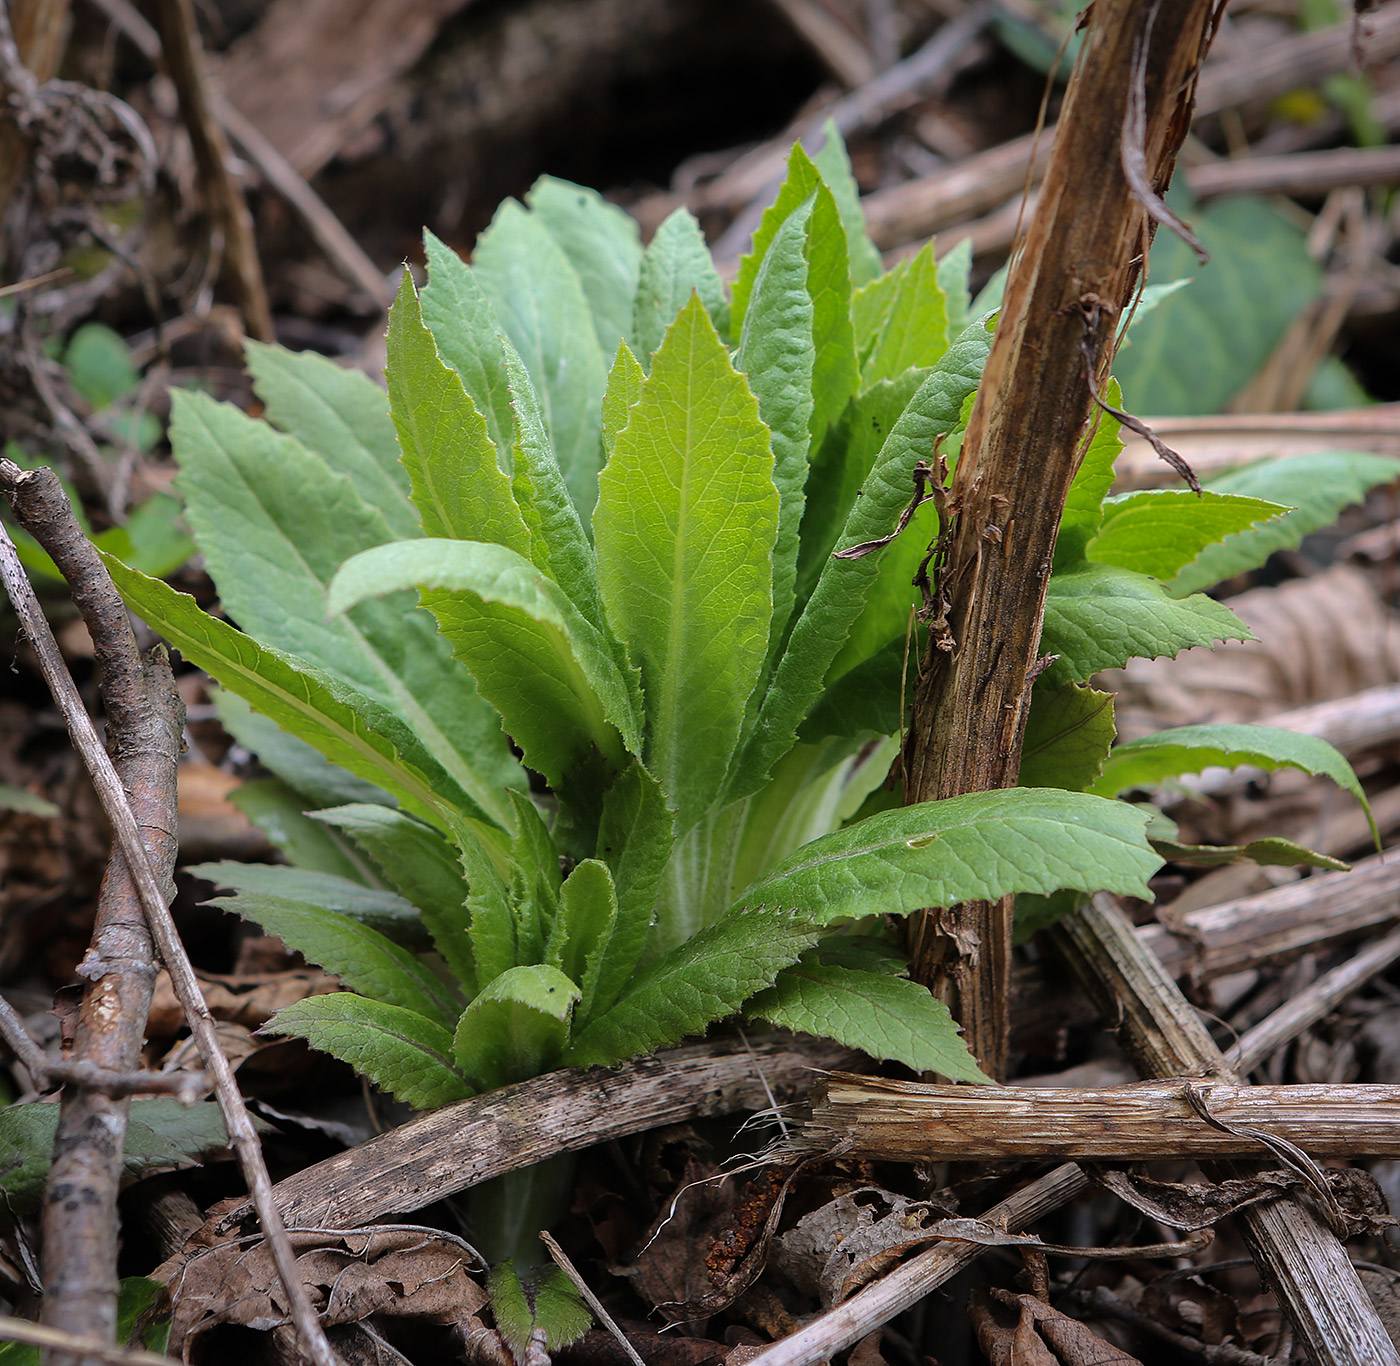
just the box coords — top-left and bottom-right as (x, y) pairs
(1051, 894), (1399, 1366)
(0, 466), (339, 1366)
(0, 1315), (177, 1366)
(902, 0), (1221, 1077)
(794, 1075), (1400, 1161)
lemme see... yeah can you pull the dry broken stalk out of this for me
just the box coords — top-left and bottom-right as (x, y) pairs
(0, 463), (341, 1366)
(900, 0), (1221, 1077)
(2, 466), (183, 1366)
(1051, 893), (1399, 1365)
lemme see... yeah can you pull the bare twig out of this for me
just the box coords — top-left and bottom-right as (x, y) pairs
(1051, 894), (1399, 1365)
(0, 1315), (176, 1366)
(0, 464), (339, 1366)
(539, 1232), (646, 1366)
(150, 0), (273, 341)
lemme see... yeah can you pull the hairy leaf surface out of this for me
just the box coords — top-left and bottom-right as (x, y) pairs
(1019, 682), (1115, 792)
(453, 964), (580, 1090)
(1041, 561), (1252, 681)
(851, 241), (950, 386)
(265, 995), (468, 1110)
(633, 208), (728, 365)
(747, 963), (988, 1081)
(594, 296), (779, 827)
(329, 539), (642, 783)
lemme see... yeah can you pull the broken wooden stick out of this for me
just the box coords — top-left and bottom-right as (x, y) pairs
(794, 1075), (1400, 1162)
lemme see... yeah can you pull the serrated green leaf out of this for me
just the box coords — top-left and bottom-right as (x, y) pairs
(0, 1099), (252, 1225)
(591, 760), (676, 1017)
(329, 539), (641, 784)
(799, 635), (904, 742)
(937, 239), (973, 336)
(1053, 393), (1123, 569)
(737, 321), (991, 797)
(187, 860), (427, 946)
(527, 176), (642, 354)
(1088, 489), (1287, 580)
(310, 804), (475, 989)
(473, 200), (609, 521)
(265, 994), (469, 1110)
(1040, 561), (1252, 682)
(229, 778), (374, 881)
(809, 120), (882, 287)
(739, 789), (1159, 925)
(563, 906), (823, 1067)
(1113, 195), (1324, 416)
(421, 230), (517, 468)
(453, 964), (580, 1089)
(798, 369), (926, 611)
(633, 208), (729, 364)
(442, 810), (518, 990)
(506, 789), (561, 967)
(595, 296), (779, 827)
(387, 271), (533, 552)
(852, 241), (950, 386)
(747, 963), (989, 1082)
(1169, 451), (1400, 596)
(107, 558), (483, 828)
(206, 889), (461, 1028)
(601, 340), (645, 457)
(1091, 722), (1376, 843)
(503, 337), (609, 632)
(1152, 835), (1348, 870)
(737, 195), (816, 671)
(244, 340), (417, 537)
(1019, 681), (1115, 791)
(805, 932), (907, 975)
(213, 688), (392, 810)
(169, 390), (521, 828)
(547, 859), (618, 1023)
(732, 144), (824, 339)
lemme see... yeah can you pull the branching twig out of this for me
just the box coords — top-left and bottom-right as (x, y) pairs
(0, 462), (340, 1366)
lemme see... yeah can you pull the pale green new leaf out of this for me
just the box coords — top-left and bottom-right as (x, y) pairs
(310, 804), (475, 989)
(489, 1265), (592, 1357)
(1091, 723), (1375, 841)
(1041, 561), (1252, 682)
(546, 859), (618, 1023)
(937, 238), (973, 335)
(1053, 395), (1123, 569)
(594, 296), (779, 827)
(507, 788), (561, 968)
(591, 760), (676, 1017)
(386, 271), (532, 552)
(802, 174), (860, 457)
(187, 861), (429, 947)
(851, 241), (950, 386)
(737, 321), (991, 796)
(442, 810), (517, 991)
(169, 390), (521, 828)
(1088, 489), (1286, 581)
(213, 689), (391, 809)
(736, 196), (816, 669)
(563, 906), (823, 1067)
(329, 539), (642, 785)
(453, 964), (580, 1090)
(747, 963), (989, 1082)
(473, 200), (609, 520)
(265, 995), (469, 1110)
(1169, 451), (1400, 596)
(601, 342), (644, 456)
(1019, 682), (1115, 792)
(731, 143), (823, 338)
(421, 230), (517, 466)
(245, 341), (417, 537)
(737, 789), (1160, 923)
(205, 889), (461, 1029)
(107, 558), (483, 828)
(633, 208), (728, 366)
(809, 120), (882, 287)
(527, 176), (642, 354)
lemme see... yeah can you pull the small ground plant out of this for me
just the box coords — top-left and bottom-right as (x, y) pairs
(108, 128), (1392, 1315)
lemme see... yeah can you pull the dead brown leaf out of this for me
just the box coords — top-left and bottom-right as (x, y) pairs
(147, 966), (340, 1036)
(166, 1225), (488, 1355)
(972, 1288), (1146, 1366)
